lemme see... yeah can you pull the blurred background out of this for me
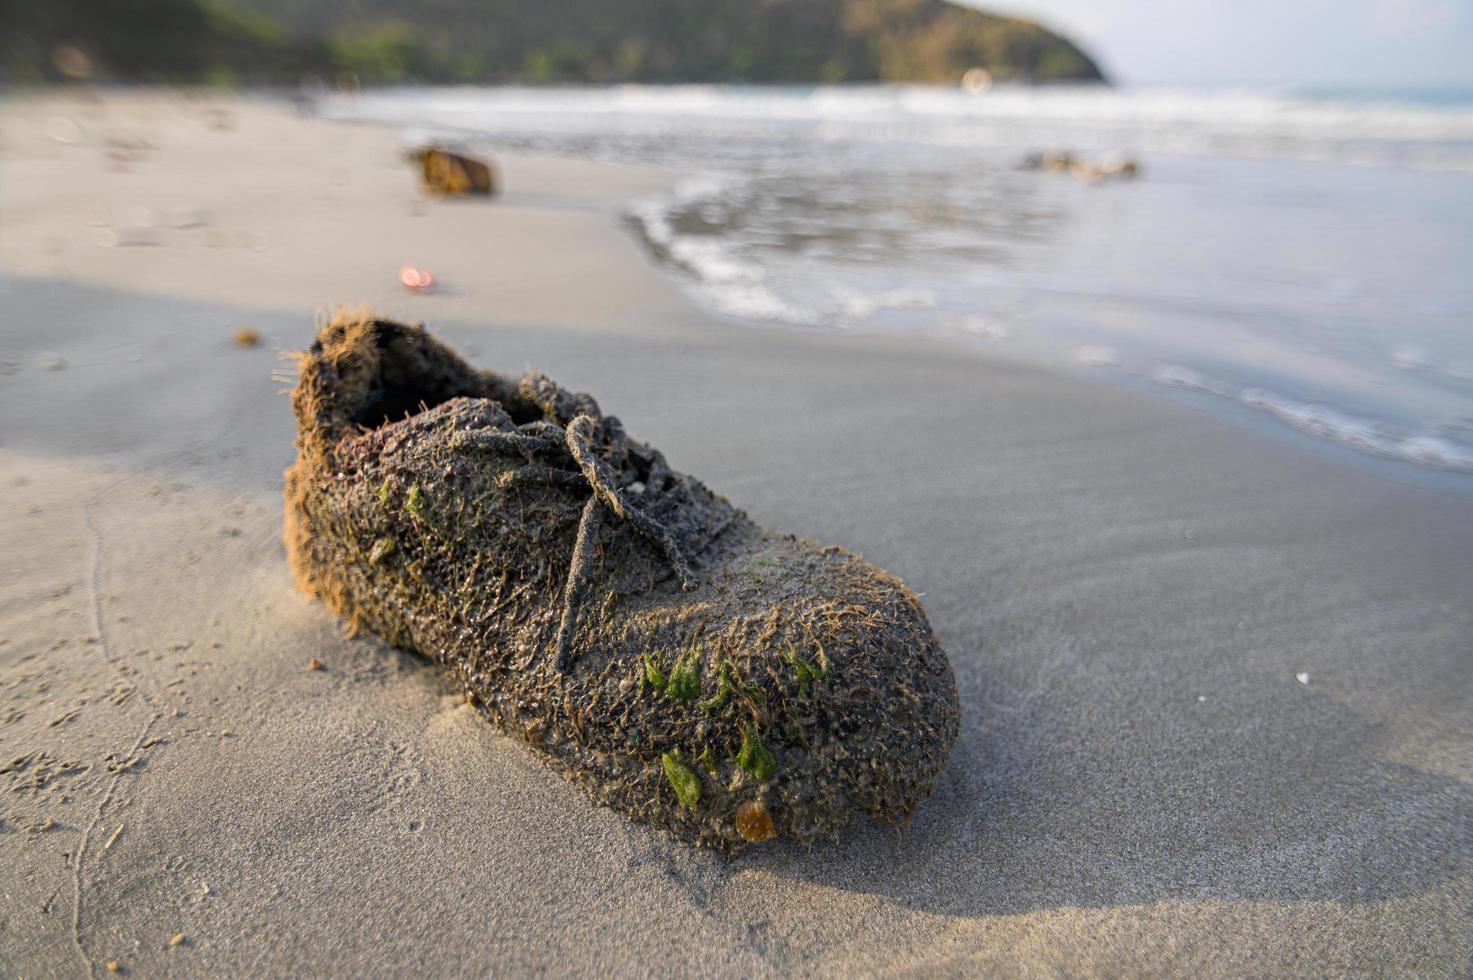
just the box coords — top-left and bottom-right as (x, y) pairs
(4, 0), (1473, 489)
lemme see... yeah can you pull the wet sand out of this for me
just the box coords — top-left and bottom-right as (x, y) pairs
(1, 92), (1469, 976)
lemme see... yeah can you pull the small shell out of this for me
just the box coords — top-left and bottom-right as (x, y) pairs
(735, 800), (777, 843)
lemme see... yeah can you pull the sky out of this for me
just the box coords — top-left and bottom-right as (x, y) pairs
(976, 0), (1473, 90)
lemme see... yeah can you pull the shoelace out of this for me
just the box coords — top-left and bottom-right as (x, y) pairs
(557, 413), (697, 670)
(453, 376), (698, 672)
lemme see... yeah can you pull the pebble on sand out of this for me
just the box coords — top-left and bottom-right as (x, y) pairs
(169, 933), (186, 947)
(400, 265), (436, 292)
(1296, 672), (1311, 685)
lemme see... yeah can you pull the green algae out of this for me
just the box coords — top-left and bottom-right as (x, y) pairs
(666, 646), (703, 704)
(697, 745), (718, 775)
(642, 652), (666, 692)
(404, 484), (428, 519)
(701, 660), (766, 716)
(786, 651), (828, 695)
(699, 663), (734, 714)
(736, 725), (777, 781)
(368, 537), (398, 564)
(662, 751), (701, 809)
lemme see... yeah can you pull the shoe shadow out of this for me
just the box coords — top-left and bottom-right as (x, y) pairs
(742, 645), (1471, 917)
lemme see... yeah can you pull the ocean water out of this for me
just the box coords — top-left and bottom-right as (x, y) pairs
(324, 86), (1473, 490)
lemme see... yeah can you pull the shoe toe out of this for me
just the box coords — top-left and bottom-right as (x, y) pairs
(716, 536), (960, 842)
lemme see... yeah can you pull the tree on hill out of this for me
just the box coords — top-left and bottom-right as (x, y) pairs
(1, 0), (1106, 86)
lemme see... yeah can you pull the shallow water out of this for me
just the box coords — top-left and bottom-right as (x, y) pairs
(326, 85), (1473, 490)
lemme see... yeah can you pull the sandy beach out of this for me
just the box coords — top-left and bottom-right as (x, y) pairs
(2, 92), (1470, 976)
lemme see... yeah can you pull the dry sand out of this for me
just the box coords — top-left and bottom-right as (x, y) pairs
(1, 92), (1470, 977)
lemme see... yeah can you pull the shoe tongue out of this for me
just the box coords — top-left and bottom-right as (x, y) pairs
(518, 371), (602, 425)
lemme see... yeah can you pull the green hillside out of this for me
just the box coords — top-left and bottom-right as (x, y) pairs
(2, 0), (1106, 86)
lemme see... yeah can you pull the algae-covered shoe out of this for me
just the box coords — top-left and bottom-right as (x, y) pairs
(285, 313), (959, 853)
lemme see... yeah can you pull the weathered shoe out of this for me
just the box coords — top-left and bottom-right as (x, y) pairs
(285, 313), (959, 853)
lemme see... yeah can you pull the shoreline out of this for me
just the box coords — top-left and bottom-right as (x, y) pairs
(319, 85), (1473, 491)
(2, 91), (1470, 976)
(9, 87), (1473, 495)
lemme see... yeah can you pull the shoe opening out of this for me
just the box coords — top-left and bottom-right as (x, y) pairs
(311, 317), (540, 434)
(351, 320), (487, 428)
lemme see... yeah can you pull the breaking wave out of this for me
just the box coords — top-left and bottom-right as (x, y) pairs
(328, 84), (1473, 483)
